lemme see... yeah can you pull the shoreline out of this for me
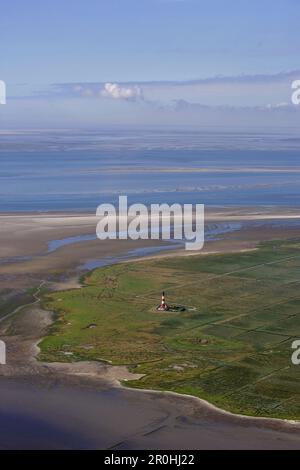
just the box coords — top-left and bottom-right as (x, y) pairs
(127, 387), (300, 432)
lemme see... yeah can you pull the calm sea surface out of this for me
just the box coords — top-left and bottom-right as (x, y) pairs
(1, 146), (300, 211)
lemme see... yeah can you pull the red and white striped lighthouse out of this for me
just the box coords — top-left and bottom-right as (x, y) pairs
(157, 291), (169, 311)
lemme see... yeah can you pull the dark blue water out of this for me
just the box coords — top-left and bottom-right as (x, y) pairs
(2, 146), (300, 211)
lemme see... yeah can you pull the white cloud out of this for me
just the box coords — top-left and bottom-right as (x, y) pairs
(35, 70), (300, 110)
(101, 82), (143, 101)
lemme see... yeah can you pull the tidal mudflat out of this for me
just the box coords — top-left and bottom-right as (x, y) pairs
(0, 378), (300, 450)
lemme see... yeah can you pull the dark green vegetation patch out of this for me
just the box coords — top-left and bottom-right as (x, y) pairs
(39, 239), (300, 419)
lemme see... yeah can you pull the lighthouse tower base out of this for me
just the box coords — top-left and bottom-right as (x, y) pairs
(157, 304), (170, 311)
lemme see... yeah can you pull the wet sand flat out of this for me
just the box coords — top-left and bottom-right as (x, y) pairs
(0, 378), (300, 450)
(1, 207), (300, 287)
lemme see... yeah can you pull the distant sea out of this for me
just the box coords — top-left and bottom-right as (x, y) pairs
(1, 130), (300, 212)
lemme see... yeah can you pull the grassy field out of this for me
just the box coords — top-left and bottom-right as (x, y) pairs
(39, 239), (300, 419)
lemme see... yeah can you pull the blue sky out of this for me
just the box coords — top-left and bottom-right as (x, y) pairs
(1, 0), (300, 129)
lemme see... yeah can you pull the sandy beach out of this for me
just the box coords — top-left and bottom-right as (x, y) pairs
(1, 207), (300, 449)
